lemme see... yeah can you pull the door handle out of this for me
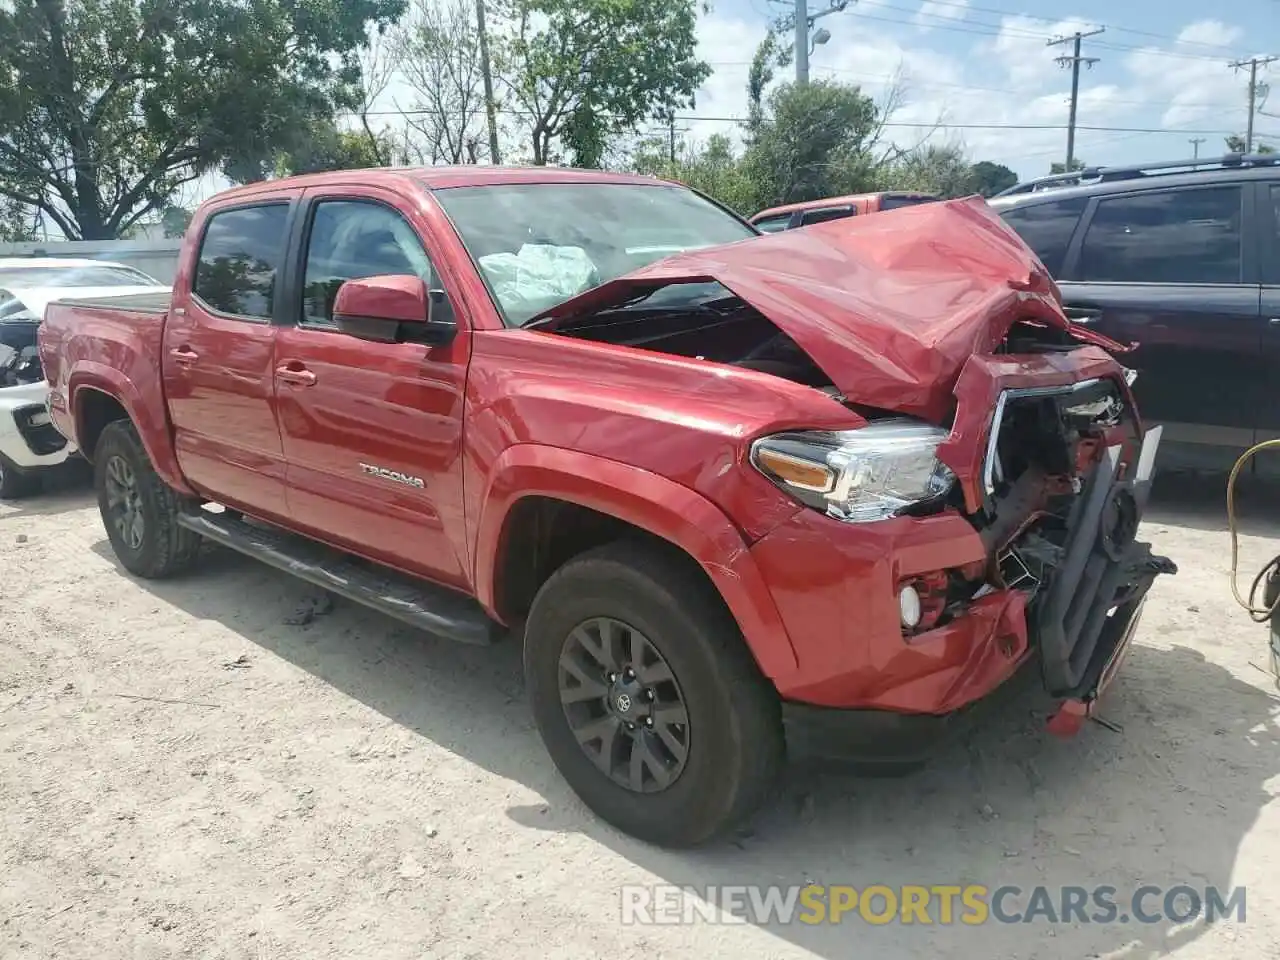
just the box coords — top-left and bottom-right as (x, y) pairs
(275, 363), (317, 386)
(169, 346), (199, 364)
(1063, 306), (1103, 325)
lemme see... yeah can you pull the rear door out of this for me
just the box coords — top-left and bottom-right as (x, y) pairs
(1260, 180), (1280, 458)
(272, 187), (472, 589)
(164, 197), (295, 519)
(1056, 183), (1265, 462)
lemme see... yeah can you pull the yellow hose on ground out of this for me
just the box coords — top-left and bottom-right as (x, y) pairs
(1226, 438), (1280, 623)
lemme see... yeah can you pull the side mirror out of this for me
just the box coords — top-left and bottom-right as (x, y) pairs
(333, 274), (458, 347)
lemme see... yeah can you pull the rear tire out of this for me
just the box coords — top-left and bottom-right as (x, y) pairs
(0, 454), (42, 500)
(95, 420), (202, 578)
(524, 540), (784, 847)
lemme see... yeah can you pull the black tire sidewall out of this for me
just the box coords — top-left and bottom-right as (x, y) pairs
(0, 454), (41, 499)
(94, 424), (168, 576)
(525, 549), (777, 846)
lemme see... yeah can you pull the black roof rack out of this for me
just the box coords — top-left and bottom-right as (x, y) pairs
(994, 152), (1280, 197)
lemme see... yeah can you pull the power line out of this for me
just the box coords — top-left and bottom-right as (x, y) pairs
(1049, 27), (1104, 170)
(850, 1), (1245, 64)
(860, 0), (1254, 58)
(348, 108), (1265, 136)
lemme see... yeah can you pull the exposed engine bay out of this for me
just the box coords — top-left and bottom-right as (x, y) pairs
(540, 280), (1090, 406)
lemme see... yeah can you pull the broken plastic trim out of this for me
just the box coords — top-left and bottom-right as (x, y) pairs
(982, 378), (1105, 498)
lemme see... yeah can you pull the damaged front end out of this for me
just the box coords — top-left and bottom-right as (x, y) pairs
(938, 351), (1177, 730)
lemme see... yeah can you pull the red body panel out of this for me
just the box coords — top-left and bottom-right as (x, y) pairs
(36, 166), (1149, 726)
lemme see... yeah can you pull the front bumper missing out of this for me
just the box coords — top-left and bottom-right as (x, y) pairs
(1035, 425), (1176, 710)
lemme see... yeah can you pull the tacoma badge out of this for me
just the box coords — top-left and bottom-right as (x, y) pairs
(358, 463), (425, 489)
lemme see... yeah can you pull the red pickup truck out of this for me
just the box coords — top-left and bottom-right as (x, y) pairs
(38, 167), (1175, 847)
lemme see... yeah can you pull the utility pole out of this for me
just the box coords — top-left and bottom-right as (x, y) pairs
(1188, 137), (1205, 159)
(794, 0), (809, 86)
(773, 0), (848, 85)
(475, 0), (501, 164)
(1048, 27), (1104, 172)
(668, 113), (677, 164)
(1229, 55), (1278, 154)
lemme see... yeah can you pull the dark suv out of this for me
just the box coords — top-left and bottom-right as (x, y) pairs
(989, 154), (1280, 475)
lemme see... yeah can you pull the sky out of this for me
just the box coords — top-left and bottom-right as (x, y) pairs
(111, 0), (1280, 218)
(672, 0), (1280, 179)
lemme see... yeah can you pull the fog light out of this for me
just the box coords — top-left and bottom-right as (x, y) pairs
(898, 584), (922, 629)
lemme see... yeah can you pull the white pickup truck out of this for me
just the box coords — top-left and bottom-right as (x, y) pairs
(0, 257), (169, 499)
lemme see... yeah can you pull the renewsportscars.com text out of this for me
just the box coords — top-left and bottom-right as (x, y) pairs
(620, 884), (1247, 926)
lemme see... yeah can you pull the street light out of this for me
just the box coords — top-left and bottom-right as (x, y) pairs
(810, 26), (831, 54)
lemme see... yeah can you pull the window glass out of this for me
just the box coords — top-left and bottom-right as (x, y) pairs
(880, 194), (937, 210)
(997, 197), (1088, 276)
(301, 201), (433, 327)
(193, 205), (289, 319)
(798, 206), (855, 226)
(434, 182), (757, 325)
(752, 215), (792, 233)
(1078, 187), (1242, 284)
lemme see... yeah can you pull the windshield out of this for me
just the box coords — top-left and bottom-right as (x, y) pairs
(432, 182), (757, 326)
(0, 264), (160, 287)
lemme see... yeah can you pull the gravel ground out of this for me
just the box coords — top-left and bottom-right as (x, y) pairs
(1, 470), (1278, 960)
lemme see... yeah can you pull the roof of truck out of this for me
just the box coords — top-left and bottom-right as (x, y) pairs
(215, 165), (671, 202)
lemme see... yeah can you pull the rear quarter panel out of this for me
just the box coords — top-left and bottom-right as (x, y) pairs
(40, 298), (189, 491)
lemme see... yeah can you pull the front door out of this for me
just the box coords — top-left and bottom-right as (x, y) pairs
(1057, 183), (1265, 468)
(164, 198), (294, 519)
(273, 190), (472, 589)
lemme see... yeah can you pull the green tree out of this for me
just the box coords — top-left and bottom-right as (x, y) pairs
(884, 143), (976, 199)
(968, 160), (1018, 197)
(495, 0), (710, 166)
(634, 134), (758, 216)
(0, 0), (404, 240)
(160, 205), (192, 239)
(1225, 134), (1275, 154)
(274, 121), (402, 177)
(742, 79), (880, 209)
(0, 197), (38, 242)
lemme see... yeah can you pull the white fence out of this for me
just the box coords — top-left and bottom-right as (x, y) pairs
(0, 238), (183, 285)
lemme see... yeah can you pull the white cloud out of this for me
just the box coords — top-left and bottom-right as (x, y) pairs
(915, 0), (969, 30)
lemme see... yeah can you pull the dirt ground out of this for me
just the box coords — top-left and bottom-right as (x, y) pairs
(2, 471), (1278, 960)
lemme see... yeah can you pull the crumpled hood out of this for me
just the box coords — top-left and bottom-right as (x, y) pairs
(531, 196), (1123, 423)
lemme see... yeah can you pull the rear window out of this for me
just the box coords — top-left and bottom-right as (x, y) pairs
(880, 194), (938, 211)
(998, 197), (1088, 275)
(1077, 186), (1243, 285)
(798, 206), (856, 226)
(193, 204), (290, 320)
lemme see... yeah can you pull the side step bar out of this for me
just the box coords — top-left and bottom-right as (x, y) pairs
(177, 509), (496, 645)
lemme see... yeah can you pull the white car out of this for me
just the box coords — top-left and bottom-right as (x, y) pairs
(0, 258), (169, 499)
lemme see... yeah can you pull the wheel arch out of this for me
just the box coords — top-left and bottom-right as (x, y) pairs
(69, 365), (193, 494)
(473, 444), (798, 680)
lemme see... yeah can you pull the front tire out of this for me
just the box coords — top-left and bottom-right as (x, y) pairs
(524, 540), (784, 847)
(0, 454), (42, 500)
(94, 420), (202, 578)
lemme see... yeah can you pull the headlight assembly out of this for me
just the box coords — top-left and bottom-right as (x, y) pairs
(750, 418), (956, 523)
